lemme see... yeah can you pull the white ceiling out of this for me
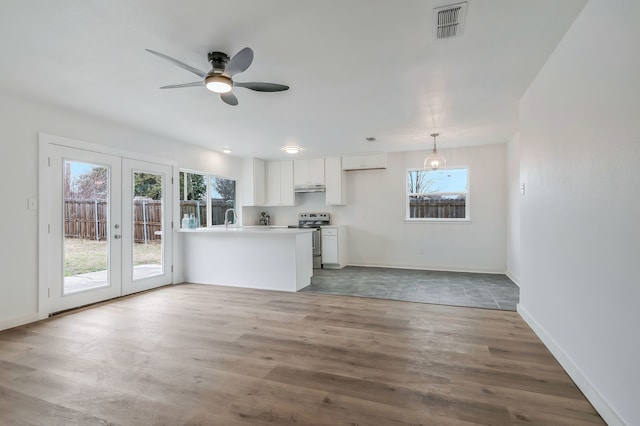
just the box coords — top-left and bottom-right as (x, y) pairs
(0, 0), (586, 160)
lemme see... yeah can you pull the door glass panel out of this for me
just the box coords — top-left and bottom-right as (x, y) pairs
(132, 172), (163, 280)
(63, 160), (109, 294)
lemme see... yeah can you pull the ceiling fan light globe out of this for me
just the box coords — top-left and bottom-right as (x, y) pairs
(205, 75), (233, 93)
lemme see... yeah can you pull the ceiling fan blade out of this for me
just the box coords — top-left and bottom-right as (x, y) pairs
(159, 82), (204, 89)
(223, 47), (254, 77)
(234, 82), (290, 92)
(220, 92), (239, 106)
(145, 49), (206, 78)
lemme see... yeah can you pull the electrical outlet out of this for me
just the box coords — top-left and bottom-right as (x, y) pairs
(520, 183), (525, 195)
(418, 248), (424, 255)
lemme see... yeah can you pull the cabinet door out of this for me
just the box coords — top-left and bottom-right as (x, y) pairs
(265, 161), (281, 205)
(341, 154), (362, 170)
(342, 153), (386, 170)
(293, 159), (309, 186)
(361, 153), (386, 169)
(242, 158), (265, 206)
(325, 156), (345, 205)
(279, 160), (294, 205)
(322, 235), (338, 264)
(252, 159), (266, 206)
(308, 158), (325, 184)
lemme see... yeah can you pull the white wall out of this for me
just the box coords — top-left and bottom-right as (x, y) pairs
(0, 91), (243, 330)
(517, 0), (640, 424)
(506, 132), (521, 285)
(246, 144), (507, 273)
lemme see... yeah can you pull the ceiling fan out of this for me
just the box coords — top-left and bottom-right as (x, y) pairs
(145, 47), (289, 106)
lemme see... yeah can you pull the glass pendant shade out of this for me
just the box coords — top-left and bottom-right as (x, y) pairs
(424, 133), (446, 170)
(424, 150), (446, 170)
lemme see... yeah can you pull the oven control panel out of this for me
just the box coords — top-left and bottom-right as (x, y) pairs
(299, 212), (330, 227)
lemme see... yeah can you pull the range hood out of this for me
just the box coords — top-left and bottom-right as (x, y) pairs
(294, 184), (326, 193)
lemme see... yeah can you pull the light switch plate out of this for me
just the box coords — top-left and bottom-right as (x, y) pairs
(28, 198), (38, 210)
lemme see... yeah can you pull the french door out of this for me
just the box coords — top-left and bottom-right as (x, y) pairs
(121, 158), (173, 295)
(46, 144), (173, 314)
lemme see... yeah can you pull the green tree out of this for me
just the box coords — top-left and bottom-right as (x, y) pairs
(213, 177), (236, 202)
(134, 173), (163, 200)
(180, 172), (206, 200)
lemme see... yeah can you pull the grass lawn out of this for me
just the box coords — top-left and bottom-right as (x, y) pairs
(64, 238), (162, 276)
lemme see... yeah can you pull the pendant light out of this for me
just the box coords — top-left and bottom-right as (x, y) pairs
(424, 133), (446, 170)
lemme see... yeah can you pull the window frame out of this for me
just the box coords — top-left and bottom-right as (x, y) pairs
(405, 166), (470, 222)
(179, 169), (237, 227)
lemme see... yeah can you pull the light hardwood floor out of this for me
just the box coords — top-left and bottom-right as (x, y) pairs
(0, 284), (603, 425)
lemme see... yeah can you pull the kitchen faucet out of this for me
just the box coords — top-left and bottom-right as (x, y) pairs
(224, 208), (237, 229)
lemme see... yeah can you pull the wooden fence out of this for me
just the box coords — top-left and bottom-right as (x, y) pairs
(64, 199), (236, 241)
(64, 199), (108, 241)
(179, 200), (234, 227)
(64, 199), (162, 243)
(133, 199), (162, 243)
(408, 198), (466, 219)
(179, 200), (206, 228)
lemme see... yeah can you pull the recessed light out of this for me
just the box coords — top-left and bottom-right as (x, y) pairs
(222, 148), (232, 154)
(282, 146), (301, 154)
(365, 137), (377, 142)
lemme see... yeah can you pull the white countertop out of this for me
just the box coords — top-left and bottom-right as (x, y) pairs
(178, 226), (314, 235)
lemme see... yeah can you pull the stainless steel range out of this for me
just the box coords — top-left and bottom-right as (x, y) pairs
(298, 212), (330, 269)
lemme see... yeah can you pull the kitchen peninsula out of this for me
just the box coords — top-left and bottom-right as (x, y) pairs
(180, 227), (314, 292)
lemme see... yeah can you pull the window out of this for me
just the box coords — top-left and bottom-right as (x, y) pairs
(210, 175), (236, 226)
(406, 168), (468, 220)
(179, 171), (236, 227)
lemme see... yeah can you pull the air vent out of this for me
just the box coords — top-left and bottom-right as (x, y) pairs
(434, 2), (467, 39)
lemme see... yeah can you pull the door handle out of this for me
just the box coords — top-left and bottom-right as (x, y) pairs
(114, 235), (121, 239)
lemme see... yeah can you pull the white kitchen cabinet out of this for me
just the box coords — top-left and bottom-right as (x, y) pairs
(266, 160), (294, 206)
(242, 158), (265, 206)
(341, 152), (386, 170)
(324, 156), (346, 205)
(294, 158), (325, 186)
(322, 234), (338, 264)
(321, 226), (347, 269)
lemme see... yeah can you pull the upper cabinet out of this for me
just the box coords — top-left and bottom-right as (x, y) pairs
(244, 156), (347, 207)
(294, 158), (325, 186)
(266, 160), (294, 206)
(325, 156), (346, 205)
(242, 158), (265, 206)
(341, 152), (386, 170)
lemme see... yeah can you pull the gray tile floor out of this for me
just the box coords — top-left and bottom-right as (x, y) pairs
(301, 266), (520, 311)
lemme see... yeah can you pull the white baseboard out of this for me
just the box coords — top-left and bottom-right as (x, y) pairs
(346, 262), (505, 275)
(517, 304), (625, 426)
(0, 313), (40, 332)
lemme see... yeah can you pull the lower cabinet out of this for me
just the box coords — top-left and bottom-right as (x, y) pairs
(321, 226), (347, 269)
(323, 234), (338, 264)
